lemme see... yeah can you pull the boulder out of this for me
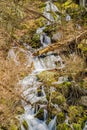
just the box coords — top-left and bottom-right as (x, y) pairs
(80, 96), (87, 107)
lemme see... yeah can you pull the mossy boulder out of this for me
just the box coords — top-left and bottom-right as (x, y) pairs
(35, 108), (44, 120)
(31, 34), (41, 48)
(80, 96), (87, 107)
(56, 112), (65, 124)
(53, 81), (71, 97)
(51, 91), (66, 105)
(73, 123), (82, 130)
(37, 70), (59, 86)
(57, 123), (72, 130)
(68, 106), (83, 123)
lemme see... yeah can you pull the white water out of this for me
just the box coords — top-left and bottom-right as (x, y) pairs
(36, 0), (61, 47)
(19, 51), (65, 130)
(7, 1), (68, 130)
(18, 1), (68, 130)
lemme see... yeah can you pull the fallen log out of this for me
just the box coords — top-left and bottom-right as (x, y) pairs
(33, 30), (87, 56)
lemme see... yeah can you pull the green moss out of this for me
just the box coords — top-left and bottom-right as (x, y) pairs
(46, 118), (52, 125)
(35, 108), (44, 120)
(32, 34), (40, 43)
(51, 92), (66, 105)
(22, 120), (28, 130)
(57, 123), (72, 130)
(73, 123), (82, 130)
(54, 81), (71, 97)
(37, 70), (59, 86)
(77, 117), (85, 128)
(44, 25), (58, 37)
(57, 112), (65, 123)
(10, 124), (17, 130)
(31, 34), (41, 48)
(68, 106), (83, 123)
(35, 18), (46, 27)
(78, 39), (87, 53)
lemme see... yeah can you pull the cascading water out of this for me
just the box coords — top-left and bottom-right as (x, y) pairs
(36, 0), (60, 47)
(19, 1), (66, 130)
(19, 51), (65, 130)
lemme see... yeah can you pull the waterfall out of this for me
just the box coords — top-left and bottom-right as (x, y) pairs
(48, 116), (57, 130)
(19, 1), (65, 130)
(20, 52), (65, 130)
(36, 0), (60, 47)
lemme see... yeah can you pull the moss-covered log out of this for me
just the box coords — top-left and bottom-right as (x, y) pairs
(33, 30), (87, 56)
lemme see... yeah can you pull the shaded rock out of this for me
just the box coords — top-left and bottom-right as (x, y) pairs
(56, 112), (65, 123)
(37, 70), (59, 86)
(35, 108), (44, 120)
(51, 91), (66, 105)
(80, 96), (87, 107)
(68, 106), (83, 123)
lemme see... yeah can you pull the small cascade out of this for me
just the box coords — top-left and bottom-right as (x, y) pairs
(44, 109), (48, 121)
(44, 1), (60, 24)
(36, 27), (51, 47)
(48, 116), (57, 130)
(33, 54), (65, 73)
(83, 121), (87, 130)
(36, 0), (60, 47)
(19, 1), (66, 130)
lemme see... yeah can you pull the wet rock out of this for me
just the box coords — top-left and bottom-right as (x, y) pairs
(80, 96), (87, 107)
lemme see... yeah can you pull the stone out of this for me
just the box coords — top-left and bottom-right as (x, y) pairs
(80, 96), (87, 107)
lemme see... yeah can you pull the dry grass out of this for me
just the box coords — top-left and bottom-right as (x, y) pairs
(0, 47), (33, 129)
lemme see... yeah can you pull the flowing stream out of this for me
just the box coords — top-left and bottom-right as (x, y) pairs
(7, 1), (84, 130)
(19, 51), (65, 130)
(18, 1), (66, 130)
(7, 1), (87, 130)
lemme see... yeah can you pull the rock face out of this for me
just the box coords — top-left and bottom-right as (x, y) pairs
(80, 96), (87, 107)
